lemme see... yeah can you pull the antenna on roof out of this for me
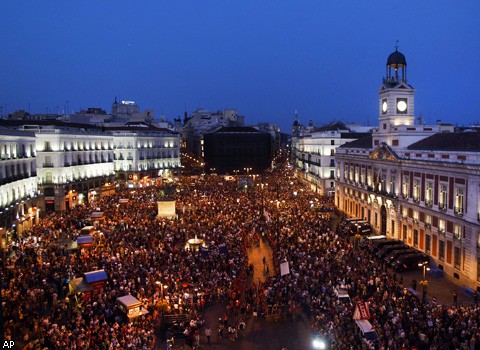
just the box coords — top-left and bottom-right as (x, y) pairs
(395, 40), (399, 50)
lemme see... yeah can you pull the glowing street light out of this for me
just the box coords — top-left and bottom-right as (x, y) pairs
(312, 336), (328, 349)
(418, 261), (430, 301)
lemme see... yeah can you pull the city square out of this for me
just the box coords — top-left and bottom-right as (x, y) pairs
(2, 152), (479, 349)
(2, 2), (480, 349)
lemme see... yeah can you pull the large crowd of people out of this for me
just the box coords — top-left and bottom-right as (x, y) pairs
(2, 159), (480, 349)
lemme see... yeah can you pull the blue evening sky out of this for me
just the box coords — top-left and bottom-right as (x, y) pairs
(1, 1), (479, 133)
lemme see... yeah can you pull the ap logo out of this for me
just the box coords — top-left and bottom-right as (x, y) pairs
(2, 341), (15, 349)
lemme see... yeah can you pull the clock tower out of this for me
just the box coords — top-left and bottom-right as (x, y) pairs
(378, 47), (415, 129)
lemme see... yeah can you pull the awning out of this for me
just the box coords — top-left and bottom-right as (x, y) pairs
(77, 235), (93, 246)
(69, 277), (93, 294)
(91, 212), (104, 219)
(84, 269), (108, 284)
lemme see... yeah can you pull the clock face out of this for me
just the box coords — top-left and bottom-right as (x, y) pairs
(397, 100), (407, 112)
(382, 101), (387, 113)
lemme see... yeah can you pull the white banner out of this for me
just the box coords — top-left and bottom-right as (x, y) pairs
(280, 261), (290, 276)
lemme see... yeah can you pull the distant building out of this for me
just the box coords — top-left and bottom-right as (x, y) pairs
(203, 126), (272, 174)
(183, 109), (244, 157)
(69, 107), (111, 124)
(335, 48), (480, 289)
(110, 98), (153, 125)
(291, 121), (370, 196)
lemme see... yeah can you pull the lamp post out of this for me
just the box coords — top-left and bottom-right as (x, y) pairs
(155, 281), (168, 308)
(418, 261), (430, 302)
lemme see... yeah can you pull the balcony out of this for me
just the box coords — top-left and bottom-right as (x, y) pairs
(439, 204), (447, 212)
(413, 197), (420, 203)
(425, 223), (431, 229)
(425, 200), (433, 208)
(43, 163), (55, 168)
(454, 206), (463, 216)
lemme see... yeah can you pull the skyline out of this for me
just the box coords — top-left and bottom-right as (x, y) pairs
(2, 1), (480, 133)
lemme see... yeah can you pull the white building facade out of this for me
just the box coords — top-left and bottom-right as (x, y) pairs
(110, 126), (181, 185)
(35, 124), (115, 211)
(335, 49), (480, 289)
(0, 127), (40, 247)
(292, 122), (369, 196)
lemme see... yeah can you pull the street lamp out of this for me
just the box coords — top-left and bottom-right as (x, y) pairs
(418, 261), (430, 301)
(312, 336), (328, 349)
(155, 281), (168, 302)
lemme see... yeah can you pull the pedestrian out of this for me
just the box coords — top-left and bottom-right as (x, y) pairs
(453, 291), (458, 305)
(218, 323), (224, 339)
(205, 326), (211, 344)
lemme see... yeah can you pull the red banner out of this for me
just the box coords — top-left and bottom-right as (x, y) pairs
(353, 301), (370, 320)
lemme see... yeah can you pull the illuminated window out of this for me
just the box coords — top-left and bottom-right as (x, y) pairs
(454, 224), (462, 240)
(455, 188), (464, 214)
(413, 180), (420, 202)
(439, 185), (447, 210)
(402, 175), (409, 198)
(425, 182), (433, 206)
(439, 219), (446, 233)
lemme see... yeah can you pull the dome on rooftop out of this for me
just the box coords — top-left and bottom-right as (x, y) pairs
(387, 49), (407, 68)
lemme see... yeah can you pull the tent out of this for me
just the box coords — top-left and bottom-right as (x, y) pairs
(117, 294), (149, 320)
(77, 235), (93, 247)
(68, 277), (93, 295)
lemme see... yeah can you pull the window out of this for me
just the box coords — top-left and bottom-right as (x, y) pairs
(402, 224), (407, 241)
(413, 229), (419, 247)
(402, 207), (408, 219)
(425, 234), (431, 254)
(330, 159), (335, 167)
(425, 214), (432, 228)
(330, 149), (334, 156)
(413, 211), (419, 223)
(439, 219), (446, 233)
(454, 225), (462, 240)
(330, 170), (335, 179)
(402, 175), (409, 198)
(413, 180), (420, 202)
(439, 184), (447, 210)
(390, 176), (396, 195)
(425, 182), (433, 206)
(44, 141), (51, 151)
(455, 188), (464, 214)
(454, 247), (461, 270)
(331, 140), (335, 145)
(360, 169), (365, 185)
(439, 240), (445, 261)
